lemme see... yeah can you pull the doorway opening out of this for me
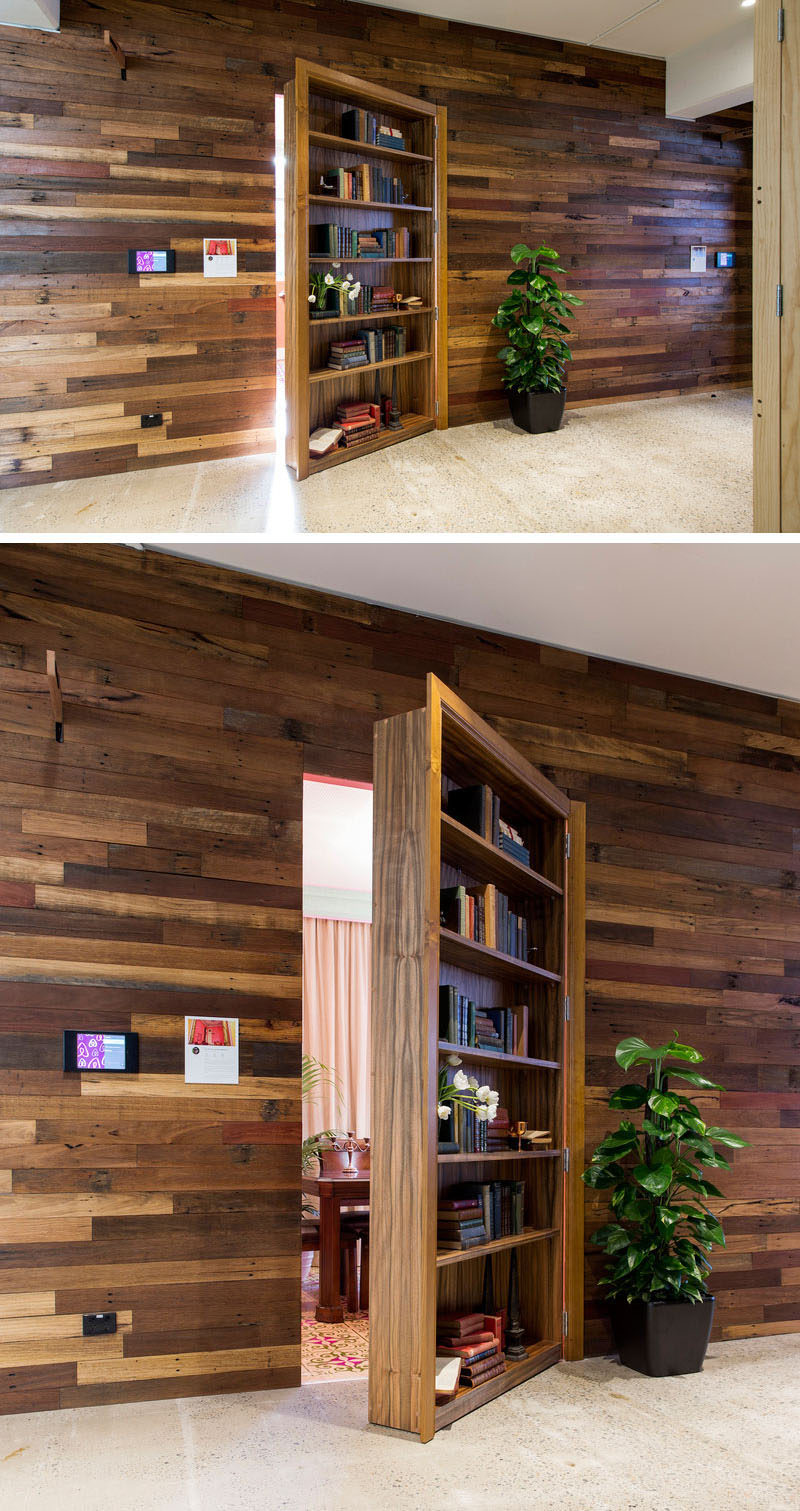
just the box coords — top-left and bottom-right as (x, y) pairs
(301, 774), (373, 1383)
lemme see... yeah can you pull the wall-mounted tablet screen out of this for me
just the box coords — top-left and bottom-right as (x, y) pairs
(128, 250), (176, 274)
(63, 1030), (139, 1073)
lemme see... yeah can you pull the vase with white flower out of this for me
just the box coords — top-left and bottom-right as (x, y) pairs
(308, 264), (362, 320)
(437, 1054), (500, 1148)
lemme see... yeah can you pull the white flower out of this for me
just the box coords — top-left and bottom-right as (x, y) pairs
(475, 1106), (490, 1122)
(487, 1104), (498, 1121)
(350, 280), (361, 295)
(324, 273), (334, 285)
(476, 1085), (493, 1102)
(332, 261), (341, 268)
(308, 293), (316, 303)
(343, 273), (352, 284)
(437, 1103), (451, 1120)
(488, 1088), (500, 1104)
(447, 1054), (462, 1067)
(468, 1076), (479, 1091)
(453, 1070), (470, 1091)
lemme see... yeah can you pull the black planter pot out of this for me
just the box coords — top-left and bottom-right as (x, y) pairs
(610, 1296), (715, 1377)
(507, 386), (566, 434)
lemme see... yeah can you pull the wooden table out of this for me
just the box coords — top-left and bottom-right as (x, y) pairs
(303, 1171), (370, 1323)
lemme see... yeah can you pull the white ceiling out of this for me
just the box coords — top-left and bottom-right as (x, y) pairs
(357, 0), (751, 59)
(168, 542), (800, 705)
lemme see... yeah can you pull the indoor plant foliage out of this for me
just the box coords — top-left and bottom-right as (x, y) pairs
(583, 1032), (747, 1376)
(301, 1052), (344, 1219)
(492, 243), (583, 434)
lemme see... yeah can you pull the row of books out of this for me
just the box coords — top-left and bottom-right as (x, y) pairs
(447, 782), (532, 867)
(443, 1098), (490, 1156)
(436, 1311), (506, 1394)
(442, 1180), (526, 1243)
(320, 166), (408, 203)
(327, 338), (369, 371)
(439, 985), (517, 1056)
(360, 326), (406, 363)
(312, 224), (412, 259)
(320, 284), (397, 318)
(440, 882), (531, 963)
(341, 109), (406, 151)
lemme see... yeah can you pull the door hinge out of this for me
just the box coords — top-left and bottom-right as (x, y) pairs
(779, 7), (785, 42)
(565, 832), (571, 859)
(434, 305), (439, 320)
(563, 1147), (570, 1173)
(564, 995), (571, 1023)
(435, 119), (439, 138)
(434, 400), (439, 416)
(562, 1309), (569, 1337)
(777, 284), (784, 317)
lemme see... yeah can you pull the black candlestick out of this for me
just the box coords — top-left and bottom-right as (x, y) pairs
(387, 364), (402, 429)
(481, 1255), (495, 1315)
(505, 1248), (526, 1359)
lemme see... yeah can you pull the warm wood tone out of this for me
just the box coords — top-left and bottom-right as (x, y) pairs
(1, 546), (799, 1410)
(0, 1), (750, 488)
(781, 0), (800, 523)
(285, 59), (444, 480)
(369, 675), (583, 1440)
(753, 0), (783, 530)
(564, 802), (586, 1362)
(0, 547), (301, 1416)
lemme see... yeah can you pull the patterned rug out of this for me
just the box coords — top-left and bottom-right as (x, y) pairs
(301, 1266), (369, 1382)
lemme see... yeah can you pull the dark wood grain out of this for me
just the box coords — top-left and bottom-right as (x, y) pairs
(0, 1), (751, 487)
(0, 543), (797, 1418)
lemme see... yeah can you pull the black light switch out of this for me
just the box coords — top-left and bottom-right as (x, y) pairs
(83, 1312), (117, 1336)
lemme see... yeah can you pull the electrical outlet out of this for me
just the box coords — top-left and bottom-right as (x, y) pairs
(141, 413), (163, 429)
(82, 1312), (117, 1336)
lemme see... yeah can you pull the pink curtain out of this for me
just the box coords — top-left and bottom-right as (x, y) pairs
(303, 917), (371, 1139)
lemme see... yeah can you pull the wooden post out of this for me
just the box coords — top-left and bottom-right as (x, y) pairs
(103, 30), (127, 80)
(46, 650), (64, 743)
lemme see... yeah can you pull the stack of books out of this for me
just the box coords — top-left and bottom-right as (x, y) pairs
(436, 1312), (506, 1389)
(370, 284), (397, 312)
(499, 817), (530, 866)
(447, 783), (532, 867)
(486, 1106), (511, 1150)
(327, 337), (369, 371)
(377, 124), (406, 151)
(445, 1180), (525, 1240)
(439, 985), (518, 1055)
(437, 1194), (487, 1251)
(320, 165), (406, 203)
(334, 400), (381, 448)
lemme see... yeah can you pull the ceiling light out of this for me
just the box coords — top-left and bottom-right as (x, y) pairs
(741, 2), (756, 8)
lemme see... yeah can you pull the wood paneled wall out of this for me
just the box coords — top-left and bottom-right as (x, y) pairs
(0, 0), (751, 486)
(1, 545), (797, 1415)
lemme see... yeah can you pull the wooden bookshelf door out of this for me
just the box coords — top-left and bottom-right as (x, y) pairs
(285, 60), (446, 480)
(370, 676), (585, 1442)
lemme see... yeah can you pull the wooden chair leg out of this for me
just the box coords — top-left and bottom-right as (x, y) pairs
(344, 1235), (358, 1314)
(359, 1238), (369, 1312)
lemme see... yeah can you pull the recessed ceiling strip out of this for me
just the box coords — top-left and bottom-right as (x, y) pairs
(592, 0), (666, 43)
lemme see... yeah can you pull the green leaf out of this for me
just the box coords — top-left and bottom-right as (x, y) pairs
(671, 1070), (723, 1090)
(648, 1090), (681, 1117)
(591, 1224), (631, 1254)
(609, 1083), (649, 1109)
(655, 1207), (680, 1234)
(582, 1163), (620, 1189)
(506, 270), (530, 285)
(705, 1126), (749, 1148)
(510, 243), (534, 264)
(615, 1036), (658, 1071)
(633, 1163), (672, 1195)
(663, 1041), (704, 1064)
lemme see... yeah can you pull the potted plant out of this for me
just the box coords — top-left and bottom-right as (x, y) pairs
(301, 1053), (345, 1279)
(583, 1032), (747, 1377)
(308, 264), (361, 320)
(437, 1053), (500, 1145)
(491, 243), (583, 434)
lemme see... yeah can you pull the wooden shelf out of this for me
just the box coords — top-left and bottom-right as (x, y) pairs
(309, 307), (432, 326)
(437, 1148), (560, 1164)
(309, 195), (432, 211)
(308, 256), (432, 264)
(439, 927), (562, 984)
(435, 1340), (561, 1428)
(309, 350), (432, 383)
(309, 129), (433, 164)
(307, 412), (433, 473)
(437, 1225), (558, 1269)
(441, 812), (563, 901)
(438, 1041), (560, 1071)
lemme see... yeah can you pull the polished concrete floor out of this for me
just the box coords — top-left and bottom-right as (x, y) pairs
(0, 1335), (795, 1511)
(0, 391), (752, 536)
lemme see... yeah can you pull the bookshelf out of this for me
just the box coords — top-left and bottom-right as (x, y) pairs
(369, 675), (585, 1442)
(285, 59), (447, 480)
